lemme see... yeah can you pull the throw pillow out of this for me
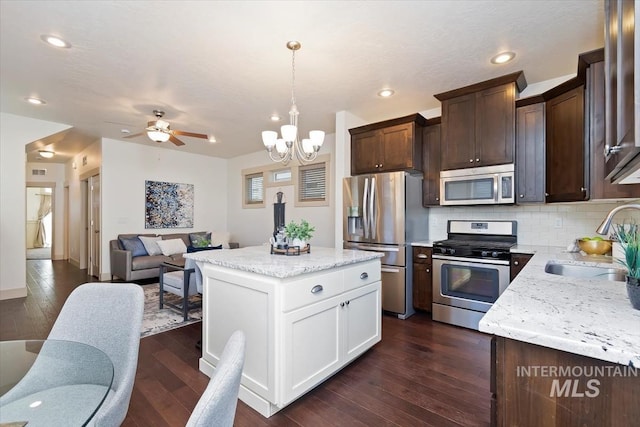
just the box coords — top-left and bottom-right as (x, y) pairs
(189, 232), (212, 248)
(139, 235), (162, 256)
(211, 231), (231, 249)
(157, 238), (187, 256)
(118, 236), (148, 257)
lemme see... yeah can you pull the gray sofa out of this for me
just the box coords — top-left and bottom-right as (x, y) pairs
(110, 232), (238, 281)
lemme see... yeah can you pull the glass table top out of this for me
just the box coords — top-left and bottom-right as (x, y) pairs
(0, 340), (114, 426)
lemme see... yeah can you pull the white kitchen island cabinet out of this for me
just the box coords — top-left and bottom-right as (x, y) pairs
(185, 246), (383, 418)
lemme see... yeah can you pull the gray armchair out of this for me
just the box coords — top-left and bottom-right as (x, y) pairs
(187, 330), (246, 427)
(47, 282), (144, 427)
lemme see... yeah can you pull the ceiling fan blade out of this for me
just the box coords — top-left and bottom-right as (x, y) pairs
(172, 130), (208, 139)
(123, 132), (145, 139)
(169, 135), (186, 146)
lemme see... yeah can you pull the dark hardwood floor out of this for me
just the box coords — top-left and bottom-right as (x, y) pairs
(1, 260), (492, 426)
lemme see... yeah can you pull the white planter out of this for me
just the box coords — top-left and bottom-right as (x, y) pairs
(291, 238), (306, 248)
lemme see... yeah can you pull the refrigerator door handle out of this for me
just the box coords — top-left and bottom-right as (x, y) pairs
(363, 178), (369, 239)
(370, 176), (376, 240)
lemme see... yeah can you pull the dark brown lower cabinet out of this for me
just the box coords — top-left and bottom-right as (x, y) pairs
(510, 253), (533, 282)
(493, 336), (640, 426)
(412, 247), (432, 311)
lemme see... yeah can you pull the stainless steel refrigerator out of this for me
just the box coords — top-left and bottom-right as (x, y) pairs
(343, 171), (428, 319)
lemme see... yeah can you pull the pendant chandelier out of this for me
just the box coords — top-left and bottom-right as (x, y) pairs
(262, 41), (325, 165)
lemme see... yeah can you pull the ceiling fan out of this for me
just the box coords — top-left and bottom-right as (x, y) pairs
(124, 110), (208, 146)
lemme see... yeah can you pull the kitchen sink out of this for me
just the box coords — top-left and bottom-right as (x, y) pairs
(544, 262), (626, 282)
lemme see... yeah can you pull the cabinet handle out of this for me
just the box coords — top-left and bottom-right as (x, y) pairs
(360, 272), (369, 279)
(340, 302), (345, 307)
(311, 285), (323, 294)
(426, 268), (430, 273)
(346, 300), (350, 306)
(469, 159), (474, 163)
(379, 164), (383, 168)
(545, 192), (549, 197)
(581, 187), (587, 192)
(476, 158), (480, 162)
(417, 254), (428, 259)
(519, 194), (524, 198)
(514, 261), (519, 266)
(435, 197), (439, 201)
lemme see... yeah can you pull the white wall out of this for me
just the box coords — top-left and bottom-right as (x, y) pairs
(0, 113), (71, 300)
(426, 202), (640, 247)
(100, 138), (228, 280)
(226, 136), (336, 248)
(26, 163), (66, 258)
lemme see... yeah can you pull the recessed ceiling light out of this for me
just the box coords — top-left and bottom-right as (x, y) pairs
(121, 129), (131, 134)
(377, 89), (395, 98)
(208, 135), (217, 143)
(40, 34), (71, 48)
(270, 114), (281, 122)
(26, 97), (46, 105)
(38, 150), (55, 158)
(491, 51), (515, 64)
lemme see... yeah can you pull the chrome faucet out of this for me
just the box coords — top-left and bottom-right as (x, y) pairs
(596, 203), (640, 235)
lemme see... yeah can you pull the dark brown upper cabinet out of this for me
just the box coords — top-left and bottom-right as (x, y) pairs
(545, 86), (588, 202)
(588, 58), (640, 198)
(515, 103), (545, 203)
(604, 0), (640, 183)
(435, 72), (527, 171)
(421, 117), (441, 206)
(349, 114), (426, 175)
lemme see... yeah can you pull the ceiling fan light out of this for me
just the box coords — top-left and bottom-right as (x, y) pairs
(262, 131), (277, 148)
(309, 130), (325, 147)
(147, 130), (170, 142)
(281, 124), (297, 142)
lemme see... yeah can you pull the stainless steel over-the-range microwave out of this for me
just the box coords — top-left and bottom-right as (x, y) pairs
(439, 164), (515, 206)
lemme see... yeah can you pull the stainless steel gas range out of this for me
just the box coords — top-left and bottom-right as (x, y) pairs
(431, 220), (517, 330)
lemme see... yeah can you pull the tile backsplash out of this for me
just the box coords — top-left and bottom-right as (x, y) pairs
(427, 201), (640, 247)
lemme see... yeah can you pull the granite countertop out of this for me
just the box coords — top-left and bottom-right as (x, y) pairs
(480, 250), (640, 367)
(184, 245), (383, 279)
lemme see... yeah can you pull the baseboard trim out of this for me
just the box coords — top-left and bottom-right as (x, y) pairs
(0, 287), (28, 301)
(99, 272), (111, 281)
(69, 257), (80, 268)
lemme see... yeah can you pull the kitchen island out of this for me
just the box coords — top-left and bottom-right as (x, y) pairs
(185, 246), (383, 417)
(480, 249), (640, 426)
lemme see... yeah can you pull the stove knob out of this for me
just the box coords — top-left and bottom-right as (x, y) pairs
(439, 247), (447, 254)
(481, 251), (489, 257)
(448, 248), (456, 255)
(491, 251), (499, 258)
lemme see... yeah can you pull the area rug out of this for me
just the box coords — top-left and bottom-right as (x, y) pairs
(26, 247), (51, 260)
(140, 284), (202, 338)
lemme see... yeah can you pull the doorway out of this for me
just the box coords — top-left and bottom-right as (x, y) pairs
(25, 184), (54, 260)
(87, 174), (101, 278)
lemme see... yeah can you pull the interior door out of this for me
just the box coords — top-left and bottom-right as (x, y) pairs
(88, 175), (100, 277)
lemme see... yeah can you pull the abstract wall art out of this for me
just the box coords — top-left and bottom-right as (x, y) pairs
(145, 180), (194, 228)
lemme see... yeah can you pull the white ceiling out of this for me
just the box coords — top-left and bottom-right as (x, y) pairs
(1, 0), (605, 164)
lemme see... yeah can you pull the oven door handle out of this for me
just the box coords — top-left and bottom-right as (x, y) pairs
(432, 254), (510, 266)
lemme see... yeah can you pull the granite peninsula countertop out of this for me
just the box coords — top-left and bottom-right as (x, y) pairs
(480, 250), (640, 367)
(184, 245), (383, 279)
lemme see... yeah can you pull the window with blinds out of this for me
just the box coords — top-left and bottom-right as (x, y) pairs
(298, 162), (326, 202)
(246, 173), (264, 204)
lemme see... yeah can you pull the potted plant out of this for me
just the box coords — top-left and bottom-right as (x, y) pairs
(284, 219), (315, 249)
(613, 222), (640, 310)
